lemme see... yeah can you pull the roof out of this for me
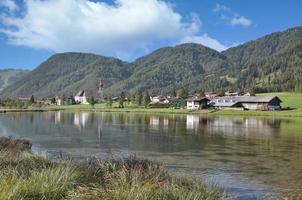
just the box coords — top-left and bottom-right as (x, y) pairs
(76, 90), (85, 97)
(213, 96), (281, 103)
(186, 96), (209, 102)
(210, 96), (282, 107)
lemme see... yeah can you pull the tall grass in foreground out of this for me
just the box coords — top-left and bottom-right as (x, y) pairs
(0, 137), (230, 200)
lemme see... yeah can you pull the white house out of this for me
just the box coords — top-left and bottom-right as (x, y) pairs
(75, 90), (89, 104)
(186, 97), (209, 110)
(150, 95), (170, 103)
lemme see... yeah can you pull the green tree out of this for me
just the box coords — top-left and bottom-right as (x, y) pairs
(135, 91), (143, 106)
(172, 89), (177, 97)
(105, 95), (113, 108)
(88, 97), (97, 109)
(177, 88), (188, 99)
(29, 95), (35, 104)
(142, 91), (151, 108)
(119, 92), (125, 108)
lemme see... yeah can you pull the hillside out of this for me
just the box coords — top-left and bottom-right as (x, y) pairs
(0, 69), (29, 92)
(106, 43), (231, 95)
(1, 26), (302, 98)
(222, 26), (302, 92)
(1, 53), (130, 98)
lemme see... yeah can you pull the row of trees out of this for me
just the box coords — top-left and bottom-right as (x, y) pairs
(103, 87), (192, 109)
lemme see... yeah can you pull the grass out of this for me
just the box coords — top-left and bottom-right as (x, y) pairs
(209, 92), (302, 117)
(2, 92), (302, 117)
(257, 92), (302, 108)
(0, 137), (229, 200)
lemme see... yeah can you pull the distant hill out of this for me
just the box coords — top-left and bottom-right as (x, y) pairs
(1, 53), (130, 98)
(1, 26), (302, 98)
(106, 43), (231, 95)
(0, 69), (29, 92)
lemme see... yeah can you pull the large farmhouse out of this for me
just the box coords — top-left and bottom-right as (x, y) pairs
(186, 97), (209, 110)
(210, 96), (282, 110)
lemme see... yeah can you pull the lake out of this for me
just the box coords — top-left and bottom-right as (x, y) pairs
(0, 111), (302, 199)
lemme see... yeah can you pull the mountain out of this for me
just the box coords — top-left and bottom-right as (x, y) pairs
(1, 26), (302, 98)
(222, 26), (302, 92)
(0, 69), (29, 92)
(1, 53), (130, 98)
(106, 43), (231, 95)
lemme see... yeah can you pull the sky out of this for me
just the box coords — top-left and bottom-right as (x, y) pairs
(0, 0), (301, 70)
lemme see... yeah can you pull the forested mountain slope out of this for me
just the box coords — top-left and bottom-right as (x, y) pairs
(1, 53), (130, 98)
(1, 26), (302, 98)
(0, 69), (29, 92)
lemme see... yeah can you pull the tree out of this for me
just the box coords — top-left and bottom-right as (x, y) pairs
(119, 92), (125, 108)
(88, 97), (97, 109)
(142, 91), (151, 108)
(177, 88), (188, 99)
(135, 91), (143, 106)
(172, 89), (177, 97)
(105, 95), (113, 108)
(29, 95), (35, 104)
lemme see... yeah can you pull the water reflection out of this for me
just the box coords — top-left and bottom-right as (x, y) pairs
(74, 112), (89, 130)
(0, 112), (302, 199)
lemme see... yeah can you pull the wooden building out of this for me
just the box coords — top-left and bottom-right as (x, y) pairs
(210, 96), (282, 111)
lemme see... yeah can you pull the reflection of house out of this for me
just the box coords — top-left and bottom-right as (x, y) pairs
(149, 116), (160, 129)
(74, 112), (89, 129)
(186, 115), (199, 130)
(186, 97), (209, 110)
(206, 117), (281, 137)
(54, 111), (61, 124)
(210, 96), (282, 110)
(75, 90), (88, 104)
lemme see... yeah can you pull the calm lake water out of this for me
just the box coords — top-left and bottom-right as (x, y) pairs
(1, 111), (302, 199)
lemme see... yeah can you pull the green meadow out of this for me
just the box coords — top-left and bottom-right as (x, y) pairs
(1, 92), (302, 117)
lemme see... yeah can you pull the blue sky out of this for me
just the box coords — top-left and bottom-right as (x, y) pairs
(0, 0), (301, 70)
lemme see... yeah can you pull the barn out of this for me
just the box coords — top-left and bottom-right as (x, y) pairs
(210, 96), (282, 111)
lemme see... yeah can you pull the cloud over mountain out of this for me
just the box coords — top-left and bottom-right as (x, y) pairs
(0, 0), (230, 59)
(213, 3), (253, 27)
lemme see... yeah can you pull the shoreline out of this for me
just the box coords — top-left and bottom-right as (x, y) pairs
(1, 106), (302, 117)
(0, 137), (229, 200)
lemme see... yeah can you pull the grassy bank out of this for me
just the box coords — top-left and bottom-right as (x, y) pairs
(212, 92), (302, 117)
(0, 137), (229, 200)
(1, 92), (302, 117)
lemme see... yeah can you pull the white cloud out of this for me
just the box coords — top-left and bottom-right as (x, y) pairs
(231, 16), (252, 27)
(180, 34), (228, 52)
(213, 3), (232, 14)
(213, 3), (253, 27)
(0, 0), (18, 12)
(0, 0), (232, 57)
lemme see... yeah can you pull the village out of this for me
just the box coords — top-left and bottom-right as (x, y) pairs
(12, 80), (282, 111)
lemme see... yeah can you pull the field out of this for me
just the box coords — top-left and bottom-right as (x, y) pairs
(212, 92), (302, 117)
(0, 137), (228, 200)
(257, 92), (302, 108)
(1, 93), (302, 117)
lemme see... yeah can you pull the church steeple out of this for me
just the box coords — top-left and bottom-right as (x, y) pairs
(98, 79), (104, 100)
